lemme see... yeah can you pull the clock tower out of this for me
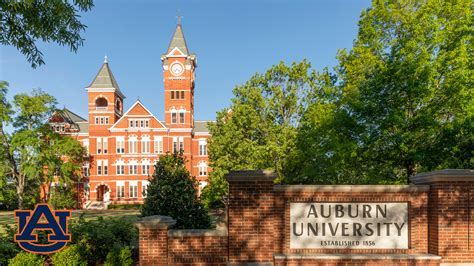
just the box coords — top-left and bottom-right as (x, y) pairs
(161, 22), (196, 129)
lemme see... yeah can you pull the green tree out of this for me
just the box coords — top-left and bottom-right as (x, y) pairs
(141, 153), (211, 229)
(0, 83), (85, 209)
(297, 0), (473, 184)
(0, 0), (94, 68)
(202, 61), (316, 206)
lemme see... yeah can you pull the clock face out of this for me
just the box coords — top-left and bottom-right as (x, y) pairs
(170, 62), (184, 76)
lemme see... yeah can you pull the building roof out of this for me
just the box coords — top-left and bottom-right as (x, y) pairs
(61, 108), (87, 123)
(88, 60), (121, 89)
(76, 122), (89, 134)
(194, 121), (212, 133)
(166, 24), (189, 55)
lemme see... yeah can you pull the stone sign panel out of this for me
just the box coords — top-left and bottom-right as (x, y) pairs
(290, 202), (408, 249)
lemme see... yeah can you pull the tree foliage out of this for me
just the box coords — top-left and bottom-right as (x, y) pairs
(0, 82), (86, 209)
(0, 0), (94, 68)
(141, 153), (211, 229)
(297, 0), (473, 184)
(201, 61), (316, 206)
(203, 0), (473, 201)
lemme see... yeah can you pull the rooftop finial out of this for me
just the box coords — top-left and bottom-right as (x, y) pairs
(104, 55), (108, 63)
(176, 9), (183, 25)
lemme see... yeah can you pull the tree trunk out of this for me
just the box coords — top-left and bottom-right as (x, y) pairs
(405, 161), (417, 183)
(16, 176), (24, 210)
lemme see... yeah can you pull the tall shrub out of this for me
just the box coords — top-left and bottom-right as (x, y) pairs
(141, 153), (211, 229)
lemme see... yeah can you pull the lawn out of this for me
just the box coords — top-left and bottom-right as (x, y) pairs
(0, 209), (140, 234)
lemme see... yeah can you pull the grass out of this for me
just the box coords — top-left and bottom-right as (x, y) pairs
(0, 209), (140, 234)
(0, 208), (223, 234)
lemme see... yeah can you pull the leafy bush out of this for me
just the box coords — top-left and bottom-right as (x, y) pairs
(69, 215), (138, 264)
(0, 225), (20, 264)
(8, 251), (44, 266)
(141, 152), (211, 229)
(51, 244), (87, 266)
(108, 204), (142, 210)
(105, 245), (133, 266)
(0, 237), (18, 265)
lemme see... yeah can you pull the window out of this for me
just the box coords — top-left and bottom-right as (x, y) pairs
(97, 160), (102, 175)
(171, 91), (185, 99)
(179, 112), (185, 124)
(116, 164), (125, 175)
(95, 116), (109, 125)
(172, 138), (178, 153)
(141, 138), (150, 154)
(154, 137), (163, 154)
(116, 137), (125, 153)
(199, 163), (208, 176)
(129, 164), (138, 175)
(129, 138), (138, 154)
(142, 164), (150, 175)
(95, 97), (108, 110)
(129, 119), (150, 128)
(171, 112), (177, 123)
(83, 140), (89, 155)
(116, 182), (125, 198)
(179, 139), (184, 152)
(199, 141), (207, 156)
(103, 160), (108, 175)
(129, 182), (138, 198)
(83, 164), (90, 177)
(97, 138), (102, 154)
(103, 138), (108, 154)
(142, 181), (149, 198)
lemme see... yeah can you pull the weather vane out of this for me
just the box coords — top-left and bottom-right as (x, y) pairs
(176, 9), (183, 24)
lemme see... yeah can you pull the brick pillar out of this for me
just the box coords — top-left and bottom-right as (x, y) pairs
(227, 170), (277, 264)
(135, 215), (176, 265)
(411, 169), (474, 264)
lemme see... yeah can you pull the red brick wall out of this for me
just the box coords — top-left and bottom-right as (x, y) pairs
(428, 181), (474, 263)
(138, 228), (169, 265)
(227, 171), (276, 263)
(168, 235), (227, 265)
(135, 169), (473, 265)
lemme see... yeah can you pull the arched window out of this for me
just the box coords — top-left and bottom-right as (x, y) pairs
(95, 98), (108, 110)
(115, 99), (122, 113)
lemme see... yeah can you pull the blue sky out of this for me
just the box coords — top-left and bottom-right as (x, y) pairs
(0, 0), (371, 121)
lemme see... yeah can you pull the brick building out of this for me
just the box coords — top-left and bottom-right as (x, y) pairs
(49, 23), (211, 208)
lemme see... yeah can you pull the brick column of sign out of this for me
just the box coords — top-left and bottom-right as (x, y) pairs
(411, 169), (474, 264)
(226, 170), (277, 263)
(135, 215), (176, 265)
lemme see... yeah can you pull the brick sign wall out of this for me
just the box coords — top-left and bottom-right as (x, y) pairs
(136, 169), (474, 265)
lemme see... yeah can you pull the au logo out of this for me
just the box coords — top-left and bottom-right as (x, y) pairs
(14, 204), (72, 254)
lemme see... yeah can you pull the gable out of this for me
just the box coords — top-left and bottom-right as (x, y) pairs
(110, 101), (166, 130)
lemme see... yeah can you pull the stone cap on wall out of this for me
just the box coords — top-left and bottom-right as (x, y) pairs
(274, 184), (429, 192)
(274, 253), (442, 261)
(226, 170), (277, 182)
(135, 215), (176, 230)
(410, 169), (474, 184)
